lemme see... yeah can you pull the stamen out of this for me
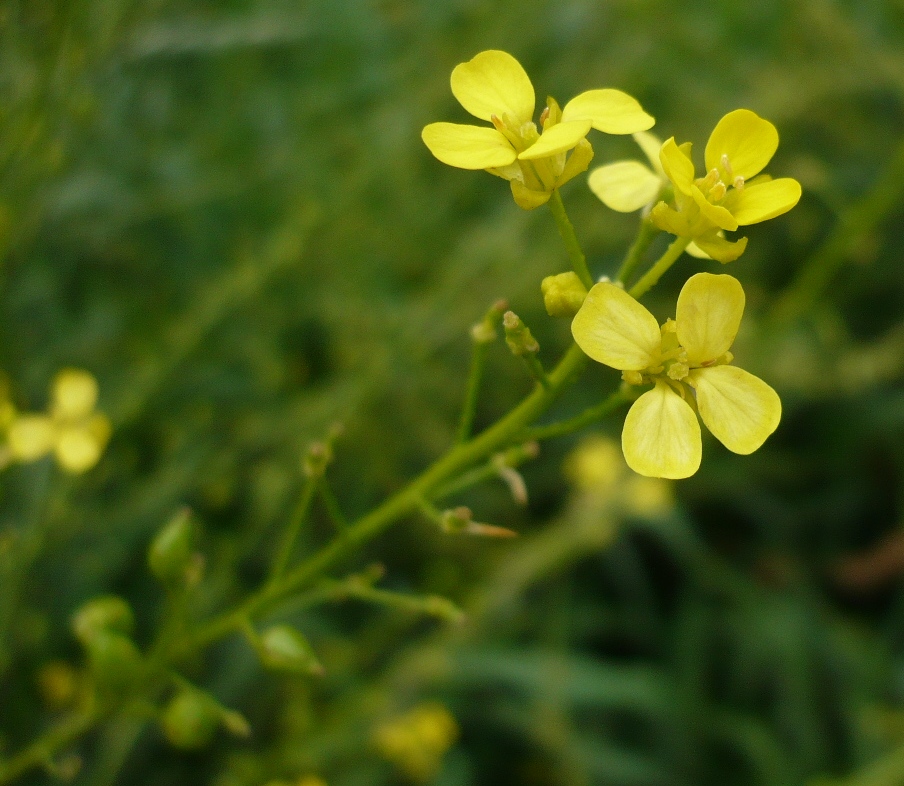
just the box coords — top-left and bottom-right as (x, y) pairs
(622, 370), (644, 386)
(721, 153), (733, 178)
(733, 176), (745, 191)
(709, 181), (727, 201)
(539, 106), (549, 126)
(490, 114), (505, 132)
(701, 168), (720, 189)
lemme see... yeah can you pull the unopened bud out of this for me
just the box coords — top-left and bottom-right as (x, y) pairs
(161, 688), (221, 750)
(303, 441), (333, 479)
(259, 625), (324, 675)
(503, 312), (539, 355)
(72, 596), (134, 645)
(439, 506), (472, 534)
(148, 508), (196, 587)
(85, 631), (142, 689)
(541, 272), (587, 317)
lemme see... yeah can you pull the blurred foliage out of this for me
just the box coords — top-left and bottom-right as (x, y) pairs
(1, 1), (904, 785)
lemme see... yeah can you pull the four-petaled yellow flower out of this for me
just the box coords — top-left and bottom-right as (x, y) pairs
(571, 273), (781, 479)
(650, 109), (802, 263)
(422, 50), (655, 209)
(8, 368), (111, 474)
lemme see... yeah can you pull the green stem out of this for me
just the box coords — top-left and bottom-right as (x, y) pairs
(548, 191), (594, 289)
(269, 475), (317, 581)
(771, 136), (904, 323)
(520, 387), (632, 442)
(628, 236), (690, 299)
(318, 479), (349, 532)
(457, 340), (489, 443)
(170, 343), (589, 658)
(616, 217), (660, 285)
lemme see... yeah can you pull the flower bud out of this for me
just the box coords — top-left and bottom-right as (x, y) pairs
(85, 631), (142, 689)
(148, 508), (196, 587)
(502, 311), (539, 356)
(541, 272), (587, 317)
(161, 688), (222, 750)
(259, 626), (323, 675)
(71, 595), (134, 645)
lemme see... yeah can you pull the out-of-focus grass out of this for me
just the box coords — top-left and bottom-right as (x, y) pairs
(1, 1), (904, 785)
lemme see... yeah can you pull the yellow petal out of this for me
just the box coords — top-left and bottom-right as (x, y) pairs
(690, 185), (738, 231)
(52, 368), (98, 420)
(509, 179), (551, 210)
(633, 130), (665, 176)
(689, 365), (781, 454)
(722, 177), (802, 225)
(685, 241), (710, 259)
(659, 137), (695, 195)
(704, 109), (778, 182)
(562, 89), (654, 134)
(518, 119), (591, 160)
(571, 282), (661, 371)
(588, 161), (661, 212)
(650, 201), (697, 237)
(555, 138), (594, 188)
(450, 50), (534, 124)
(676, 273), (745, 366)
(421, 123), (517, 170)
(622, 381), (701, 479)
(691, 231), (748, 264)
(8, 415), (55, 461)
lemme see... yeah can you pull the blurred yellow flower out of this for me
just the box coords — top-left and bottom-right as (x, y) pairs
(588, 130), (665, 213)
(571, 273), (781, 478)
(8, 369), (111, 474)
(650, 109), (801, 262)
(373, 703), (458, 782)
(422, 50), (654, 209)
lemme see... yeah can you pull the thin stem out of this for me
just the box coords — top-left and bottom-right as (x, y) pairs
(616, 217), (660, 285)
(519, 352), (550, 389)
(169, 343), (589, 658)
(772, 136), (904, 323)
(457, 340), (489, 443)
(548, 191), (594, 289)
(318, 479), (349, 532)
(520, 387), (631, 442)
(628, 236), (690, 299)
(269, 475), (317, 581)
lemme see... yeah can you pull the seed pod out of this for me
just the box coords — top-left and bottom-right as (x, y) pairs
(259, 626), (323, 675)
(161, 689), (221, 750)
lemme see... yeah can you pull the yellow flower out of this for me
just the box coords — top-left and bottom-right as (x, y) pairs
(571, 273), (781, 478)
(422, 50), (654, 209)
(8, 368), (111, 474)
(649, 109), (802, 263)
(373, 703), (458, 782)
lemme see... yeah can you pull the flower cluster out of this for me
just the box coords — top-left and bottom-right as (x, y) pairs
(422, 50), (654, 209)
(572, 273), (781, 478)
(7, 368), (111, 474)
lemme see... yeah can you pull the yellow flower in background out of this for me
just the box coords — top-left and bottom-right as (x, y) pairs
(650, 109), (801, 263)
(422, 50), (654, 209)
(571, 273), (781, 479)
(8, 369), (111, 474)
(374, 703), (458, 782)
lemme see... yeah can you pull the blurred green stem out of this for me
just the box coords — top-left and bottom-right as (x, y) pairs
(629, 236), (690, 299)
(616, 216), (660, 285)
(548, 190), (594, 289)
(772, 136), (904, 323)
(457, 338), (490, 443)
(269, 474), (317, 581)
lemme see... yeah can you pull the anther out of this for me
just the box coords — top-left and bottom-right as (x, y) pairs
(733, 176), (745, 191)
(490, 114), (505, 132)
(709, 181), (727, 201)
(539, 106), (549, 126)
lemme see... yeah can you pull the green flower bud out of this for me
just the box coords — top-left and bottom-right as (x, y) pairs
(259, 626), (323, 675)
(161, 689), (221, 750)
(541, 272), (587, 317)
(148, 508), (196, 586)
(71, 595), (134, 645)
(85, 630), (142, 689)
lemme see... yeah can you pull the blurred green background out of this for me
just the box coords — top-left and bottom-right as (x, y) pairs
(2, 1), (904, 784)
